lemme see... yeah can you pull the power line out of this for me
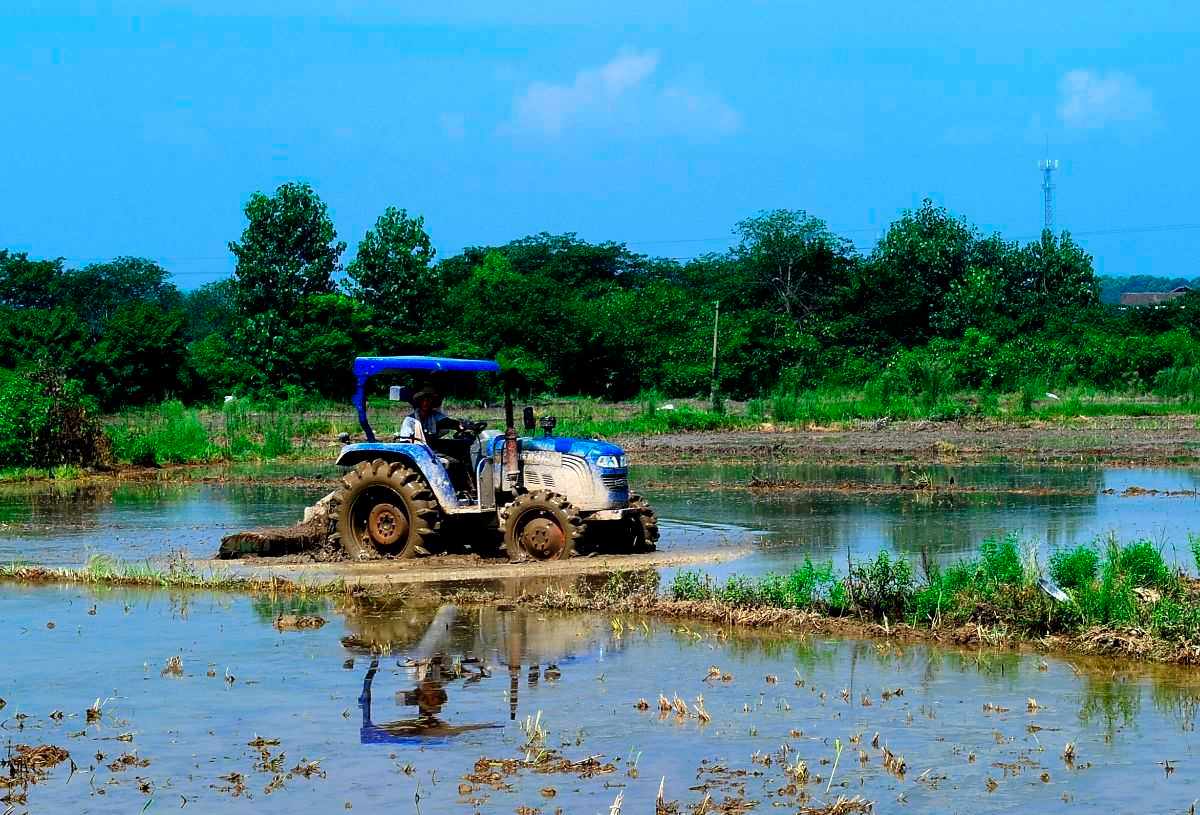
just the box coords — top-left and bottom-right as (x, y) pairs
(34, 221), (1200, 276)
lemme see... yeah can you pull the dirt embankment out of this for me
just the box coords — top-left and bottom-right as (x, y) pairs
(617, 415), (1200, 467)
(206, 546), (750, 587)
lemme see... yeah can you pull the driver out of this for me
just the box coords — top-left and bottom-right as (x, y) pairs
(410, 386), (464, 439)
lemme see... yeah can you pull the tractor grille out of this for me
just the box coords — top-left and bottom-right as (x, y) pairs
(601, 473), (628, 491)
(524, 470), (556, 489)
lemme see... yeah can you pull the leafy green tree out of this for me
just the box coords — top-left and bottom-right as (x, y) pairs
(229, 182), (343, 314)
(732, 209), (857, 320)
(0, 250), (64, 309)
(1018, 231), (1098, 311)
(182, 279), (238, 341)
(188, 333), (256, 398)
(347, 207), (437, 334)
(0, 306), (90, 374)
(228, 182), (346, 390)
(851, 199), (977, 347)
(290, 293), (372, 396)
(89, 301), (189, 406)
(58, 257), (180, 337)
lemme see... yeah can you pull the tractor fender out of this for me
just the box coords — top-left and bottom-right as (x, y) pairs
(334, 442), (460, 510)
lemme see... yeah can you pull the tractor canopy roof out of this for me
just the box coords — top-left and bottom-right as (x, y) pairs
(351, 356), (501, 442)
(353, 356), (501, 380)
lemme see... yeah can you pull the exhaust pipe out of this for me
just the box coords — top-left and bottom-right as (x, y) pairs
(503, 387), (519, 489)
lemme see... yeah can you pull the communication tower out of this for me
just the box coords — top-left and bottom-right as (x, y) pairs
(1039, 158), (1058, 232)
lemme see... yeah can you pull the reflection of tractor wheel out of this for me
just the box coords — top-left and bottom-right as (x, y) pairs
(330, 459), (440, 560)
(501, 490), (584, 562)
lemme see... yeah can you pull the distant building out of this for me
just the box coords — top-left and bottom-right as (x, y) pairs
(1119, 286), (1192, 307)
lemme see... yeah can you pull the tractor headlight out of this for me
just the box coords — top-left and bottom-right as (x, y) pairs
(595, 455), (625, 469)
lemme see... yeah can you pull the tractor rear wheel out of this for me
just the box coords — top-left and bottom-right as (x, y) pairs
(330, 459), (440, 560)
(501, 490), (584, 562)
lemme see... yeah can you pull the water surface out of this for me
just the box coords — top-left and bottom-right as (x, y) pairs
(1, 463), (1198, 575)
(2, 585), (1197, 813)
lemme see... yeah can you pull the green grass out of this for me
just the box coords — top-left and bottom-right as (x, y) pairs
(90, 385), (1200, 469)
(1, 551), (346, 595)
(107, 400), (219, 465)
(666, 534), (1200, 661)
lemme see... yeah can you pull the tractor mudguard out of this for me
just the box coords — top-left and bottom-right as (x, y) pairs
(335, 442), (460, 510)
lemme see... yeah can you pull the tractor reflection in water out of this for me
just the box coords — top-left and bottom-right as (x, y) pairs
(342, 597), (618, 745)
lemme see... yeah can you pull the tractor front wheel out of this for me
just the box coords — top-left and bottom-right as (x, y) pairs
(628, 494), (660, 552)
(501, 490), (584, 562)
(330, 459), (440, 560)
(586, 494), (660, 554)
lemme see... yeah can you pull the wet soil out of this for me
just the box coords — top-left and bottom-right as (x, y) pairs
(618, 415), (1200, 466)
(209, 546), (752, 587)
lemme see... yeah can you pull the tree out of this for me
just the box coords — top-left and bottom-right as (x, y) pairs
(229, 182), (343, 315)
(1018, 231), (1098, 311)
(0, 250), (64, 309)
(346, 207), (436, 332)
(182, 278), (238, 341)
(852, 199), (977, 347)
(89, 301), (189, 407)
(228, 182), (346, 391)
(732, 209), (857, 320)
(58, 257), (180, 337)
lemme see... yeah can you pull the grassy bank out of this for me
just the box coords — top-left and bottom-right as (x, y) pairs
(91, 387), (1200, 469)
(8, 537), (1200, 665)
(0, 552), (347, 596)
(509, 535), (1200, 665)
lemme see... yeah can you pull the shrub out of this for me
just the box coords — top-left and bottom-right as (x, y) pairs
(1049, 545), (1100, 591)
(757, 559), (840, 609)
(0, 367), (109, 468)
(716, 575), (761, 607)
(910, 561), (976, 624)
(1190, 534), (1200, 575)
(978, 535), (1024, 586)
(1113, 539), (1171, 589)
(669, 570), (710, 601)
(847, 550), (914, 620)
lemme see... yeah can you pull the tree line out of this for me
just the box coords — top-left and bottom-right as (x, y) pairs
(4, 181), (1200, 413)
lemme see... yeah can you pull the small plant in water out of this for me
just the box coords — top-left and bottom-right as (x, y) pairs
(521, 710), (547, 752)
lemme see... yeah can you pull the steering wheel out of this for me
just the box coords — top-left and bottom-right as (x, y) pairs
(453, 420), (487, 440)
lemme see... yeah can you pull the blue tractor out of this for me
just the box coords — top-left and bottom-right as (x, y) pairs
(329, 356), (659, 561)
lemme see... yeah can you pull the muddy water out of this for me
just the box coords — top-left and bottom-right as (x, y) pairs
(1, 463), (1198, 573)
(2, 586), (1198, 813)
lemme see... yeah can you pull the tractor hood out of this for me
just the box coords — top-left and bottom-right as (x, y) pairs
(486, 435), (625, 461)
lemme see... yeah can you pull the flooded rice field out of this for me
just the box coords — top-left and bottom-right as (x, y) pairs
(3, 585), (1199, 813)
(4, 462), (1200, 811)
(1, 463), (1198, 575)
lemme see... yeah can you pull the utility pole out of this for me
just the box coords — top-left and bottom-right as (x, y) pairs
(709, 300), (720, 409)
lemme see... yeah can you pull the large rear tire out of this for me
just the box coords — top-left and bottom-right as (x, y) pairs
(330, 459), (440, 560)
(501, 490), (584, 562)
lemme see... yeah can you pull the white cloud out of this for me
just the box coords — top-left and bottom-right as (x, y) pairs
(512, 51), (659, 136)
(1057, 69), (1152, 129)
(508, 50), (739, 139)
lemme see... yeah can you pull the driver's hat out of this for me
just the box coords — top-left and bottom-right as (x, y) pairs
(410, 386), (442, 408)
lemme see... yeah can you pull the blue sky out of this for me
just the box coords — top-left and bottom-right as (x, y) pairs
(3, 1), (1197, 288)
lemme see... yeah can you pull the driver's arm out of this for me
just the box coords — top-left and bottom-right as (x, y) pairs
(433, 414), (463, 433)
